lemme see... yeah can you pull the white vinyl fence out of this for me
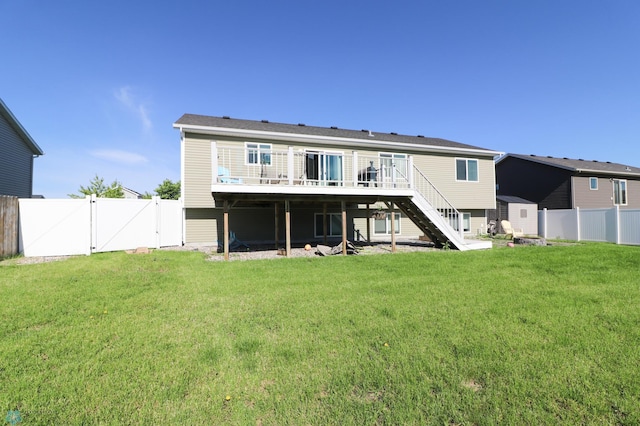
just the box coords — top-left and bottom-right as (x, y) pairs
(19, 196), (182, 257)
(539, 207), (640, 245)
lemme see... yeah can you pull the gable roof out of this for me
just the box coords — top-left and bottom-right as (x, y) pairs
(0, 98), (44, 156)
(496, 195), (536, 204)
(174, 114), (501, 157)
(498, 153), (640, 178)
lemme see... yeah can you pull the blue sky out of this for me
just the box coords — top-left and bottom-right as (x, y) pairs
(2, 0), (639, 198)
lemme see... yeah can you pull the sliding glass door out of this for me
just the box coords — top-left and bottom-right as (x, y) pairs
(305, 151), (344, 185)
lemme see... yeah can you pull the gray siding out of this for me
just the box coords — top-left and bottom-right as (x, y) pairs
(573, 176), (640, 209)
(0, 114), (34, 197)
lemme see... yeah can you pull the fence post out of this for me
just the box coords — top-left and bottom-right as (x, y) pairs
(542, 208), (547, 238)
(615, 205), (621, 245)
(89, 194), (97, 255)
(154, 196), (161, 249)
(575, 207), (581, 242)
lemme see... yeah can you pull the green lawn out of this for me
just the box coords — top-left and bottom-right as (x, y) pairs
(1, 243), (639, 425)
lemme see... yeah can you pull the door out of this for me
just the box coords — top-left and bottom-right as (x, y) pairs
(305, 151), (343, 185)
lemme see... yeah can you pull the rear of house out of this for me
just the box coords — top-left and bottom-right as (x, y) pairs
(0, 98), (44, 198)
(175, 114), (500, 250)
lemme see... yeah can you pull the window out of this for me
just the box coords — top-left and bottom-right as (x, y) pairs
(246, 143), (271, 165)
(456, 159), (478, 182)
(374, 212), (401, 235)
(449, 212), (471, 233)
(613, 179), (627, 205)
(314, 213), (342, 237)
(520, 209), (527, 219)
(589, 177), (598, 190)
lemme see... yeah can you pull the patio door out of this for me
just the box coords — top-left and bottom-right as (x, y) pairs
(305, 151), (343, 185)
(379, 153), (407, 186)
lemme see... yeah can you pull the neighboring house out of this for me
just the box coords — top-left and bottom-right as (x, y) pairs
(496, 154), (640, 210)
(173, 114), (501, 251)
(0, 98), (44, 198)
(123, 187), (142, 199)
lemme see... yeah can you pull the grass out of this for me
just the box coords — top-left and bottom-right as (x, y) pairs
(1, 243), (639, 425)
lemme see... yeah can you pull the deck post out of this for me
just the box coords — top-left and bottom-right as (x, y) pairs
(366, 204), (371, 242)
(390, 203), (396, 253)
(341, 201), (347, 256)
(408, 156), (414, 189)
(285, 200), (291, 256)
(352, 151), (358, 187)
(288, 146), (294, 185)
(274, 202), (280, 249)
(223, 200), (230, 261)
(211, 141), (218, 185)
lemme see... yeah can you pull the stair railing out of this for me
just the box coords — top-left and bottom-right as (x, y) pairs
(411, 165), (464, 239)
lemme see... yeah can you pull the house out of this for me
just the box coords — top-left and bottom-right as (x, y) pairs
(0, 98), (44, 198)
(123, 187), (143, 199)
(496, 154), (640, 210)
(173, 114), (501, 254)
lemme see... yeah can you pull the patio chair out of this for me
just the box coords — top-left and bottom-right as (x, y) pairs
(217, 230), (250, 252)
(501, 220), (524, 239)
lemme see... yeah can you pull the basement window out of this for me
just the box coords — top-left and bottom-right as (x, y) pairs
(374, 212), (401, 235)
(314, 213), (342, 237)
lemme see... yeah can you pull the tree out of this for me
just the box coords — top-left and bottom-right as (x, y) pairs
(154, 179), (180, 200)
(69, 175), (124, 198)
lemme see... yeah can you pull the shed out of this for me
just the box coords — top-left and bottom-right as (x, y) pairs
(488, 195), (538, 236)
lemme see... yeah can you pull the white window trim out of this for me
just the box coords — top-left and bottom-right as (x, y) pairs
(304, 149), (345, 183)
(245, 142), (272, 166)
(613, 179), (628, 206)
(455, 158), (479, 182)
(589, 177), (598, 190)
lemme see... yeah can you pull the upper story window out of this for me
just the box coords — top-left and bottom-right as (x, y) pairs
(613, 179), (627, 205)
(589, 177), (598, 190)
(456, 158), (478, 182)
(246, 143), (271, 165)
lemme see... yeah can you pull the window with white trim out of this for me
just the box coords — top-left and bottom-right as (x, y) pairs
(456, 158), (478, 182)
(246, 143), (271, 165)
(374, 212), (400, 235)
(314, 213), (342, 237)
(613, 179), (627, 205)
(589, 177), (598, 190)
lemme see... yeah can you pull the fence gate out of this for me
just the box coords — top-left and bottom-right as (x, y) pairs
(0, 195), (19, 257)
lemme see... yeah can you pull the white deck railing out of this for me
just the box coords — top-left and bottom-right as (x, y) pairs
(212, 144), (411, 189)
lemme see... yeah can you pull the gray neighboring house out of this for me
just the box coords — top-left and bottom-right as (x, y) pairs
(496, 154), (640, 210)
(0, 98), (44, 198)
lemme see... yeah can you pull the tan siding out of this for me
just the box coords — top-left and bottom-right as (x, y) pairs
(412, 154), (496, 209)
(183, 134), (214, 207)
(185, 208), (218, 243)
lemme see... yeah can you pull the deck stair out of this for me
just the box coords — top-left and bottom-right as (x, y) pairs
(394, 166), (491, 251)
